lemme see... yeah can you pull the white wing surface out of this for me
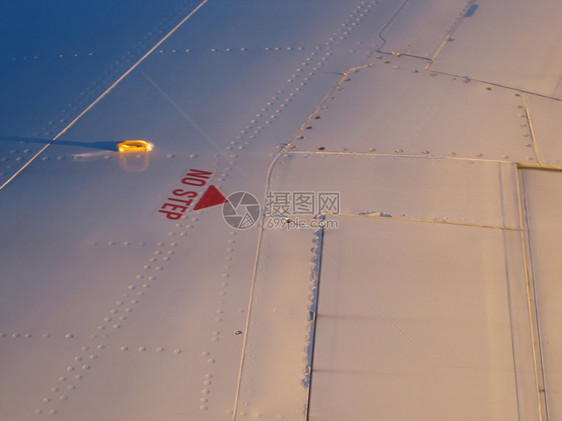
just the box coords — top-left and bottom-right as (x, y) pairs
(1, 1), (561, 420)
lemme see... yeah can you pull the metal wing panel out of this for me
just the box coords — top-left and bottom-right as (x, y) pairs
(2, 0), (562, 419)
(431, 0), (562, 99)
(308, 216), (536, 420)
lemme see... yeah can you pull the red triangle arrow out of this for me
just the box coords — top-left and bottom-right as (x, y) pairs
(193, 185), (228, 210)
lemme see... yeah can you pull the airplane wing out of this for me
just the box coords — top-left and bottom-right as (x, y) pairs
(1, 0), (562, 419)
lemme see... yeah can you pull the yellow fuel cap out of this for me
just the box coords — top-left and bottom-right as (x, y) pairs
(117, 140), (153, 152)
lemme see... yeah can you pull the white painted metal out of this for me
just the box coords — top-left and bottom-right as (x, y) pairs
(431, 0), (562, 99)
(307, 216), (536, 420)
(1, 0), (562, 419)
(521, 169), (562, 421)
